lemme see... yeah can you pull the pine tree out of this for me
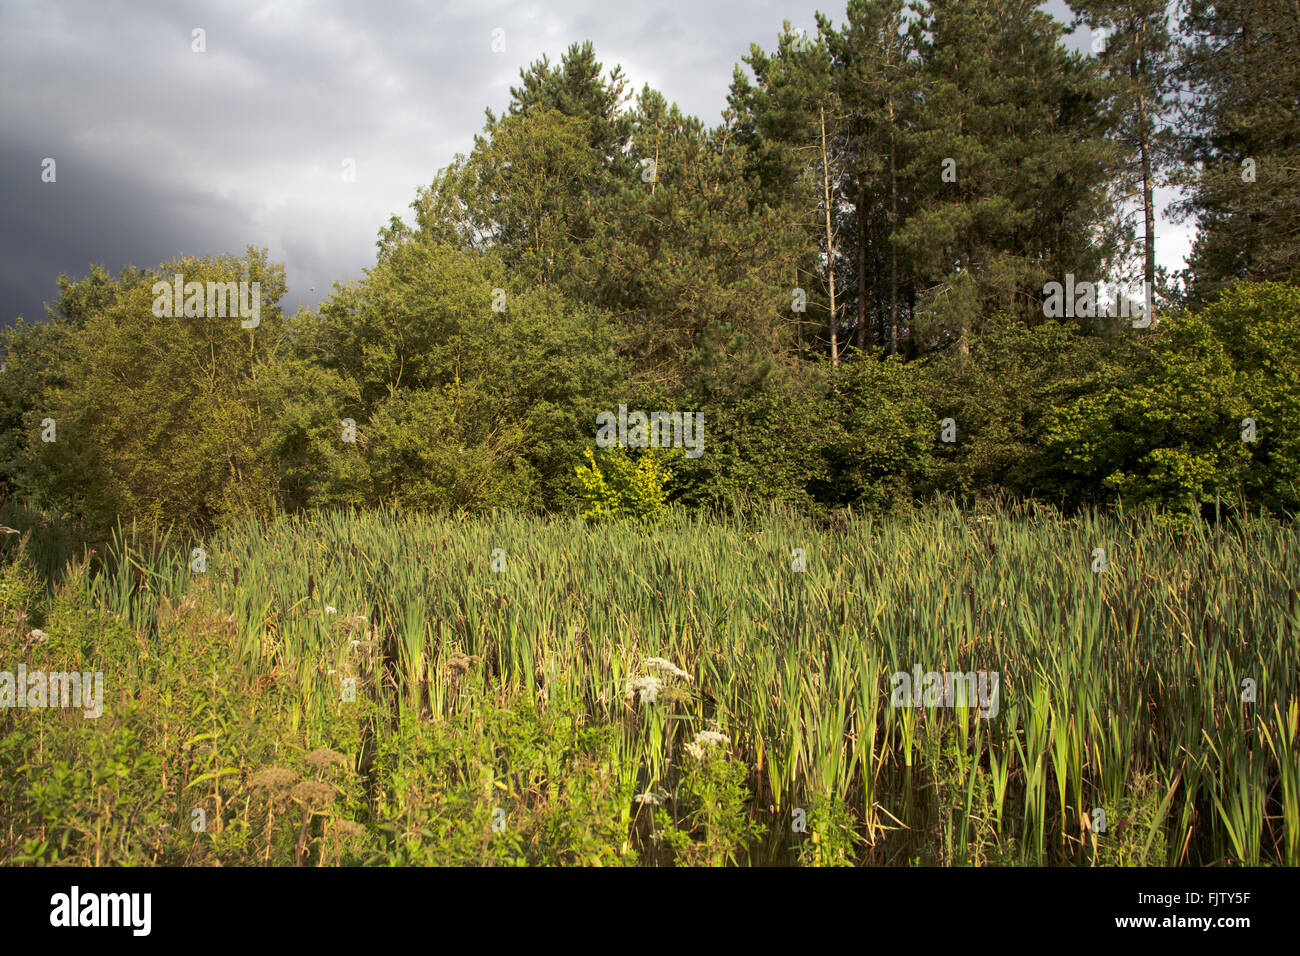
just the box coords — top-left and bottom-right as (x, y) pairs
(1071, 0), (1176, 315)
(729, 23), (851, 363)
(824, 0), (917, 355)
(596, 85), (807, 395)
(1172, 0), (1300, 303)
(895, 0), (1120, 357)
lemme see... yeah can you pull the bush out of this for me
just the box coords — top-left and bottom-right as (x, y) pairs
(1044, 282), (1300, 517)
(574, 447), (672, 523)
(0, 537), (45, 628)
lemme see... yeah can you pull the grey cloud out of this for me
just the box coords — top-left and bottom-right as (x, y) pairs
(0, 0), (1183, 329)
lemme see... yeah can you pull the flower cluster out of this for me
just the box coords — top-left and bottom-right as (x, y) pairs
(684, 730), (729, 761)
(643, 657), (692, 681)
(625, 675), (661, 704)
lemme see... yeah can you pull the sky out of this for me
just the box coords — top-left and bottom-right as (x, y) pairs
(0, 0), (1192, 330)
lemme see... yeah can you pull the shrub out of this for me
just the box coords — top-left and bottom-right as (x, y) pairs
(1044, 282), (1300, 516)
(574, 447), (672, 523)
(0, 538), (45, 628)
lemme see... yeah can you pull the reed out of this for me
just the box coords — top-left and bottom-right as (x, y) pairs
(65, 501), (1300, 864)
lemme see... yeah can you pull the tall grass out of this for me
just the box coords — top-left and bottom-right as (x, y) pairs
(43, 501), (1300, 864)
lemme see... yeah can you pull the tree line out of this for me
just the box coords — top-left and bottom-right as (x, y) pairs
(2, 0), (1297, 533)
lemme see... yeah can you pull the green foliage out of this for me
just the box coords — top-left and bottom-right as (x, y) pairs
(36, 560), (139, 667)
(1, 6), (1295, 530)
(655, 742), (765, 866)
(0, 541), (45, 627)
(0, 318), (70, 498)
(1087, 773), (1170, 866)
(668, 375), (831, 513)
(795, 795), (862, 866)
(574, 447), (672, 523)
(19, 249), (289, 534)
(821, 353), (935, 509)
(3, 502), (1296, 866)
(296, 238), (624, 515)
(926, 320), (1125, 503)
(1174, 0), (1300, 303)
(371, 690), (637, 866)
(6, 6), (1300, 872)
(1045, 283), (1300, 516)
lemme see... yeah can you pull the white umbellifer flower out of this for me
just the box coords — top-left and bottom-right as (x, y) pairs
(686, 730), (729, 761)
(625, 675), (661, 703)
(633, 790), (668, 806)
(325, 606), (337, 615)
(643, 657), (692, 681)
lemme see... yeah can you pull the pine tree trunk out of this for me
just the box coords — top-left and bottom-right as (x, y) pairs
(959, 240), (973, 367)
(1136, 23), (1155, 318)
(888, 98), (899, 356)
(821, 103), (839, 367)
(857, 178), (867, 351)
(1139, 92), (1155, 316)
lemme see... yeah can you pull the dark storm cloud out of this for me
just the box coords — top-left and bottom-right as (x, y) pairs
(0, 0), (1184, 331)
(1, 0), (509, 326)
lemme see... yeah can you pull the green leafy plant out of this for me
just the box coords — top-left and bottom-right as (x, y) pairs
(574, 447), (672, 523)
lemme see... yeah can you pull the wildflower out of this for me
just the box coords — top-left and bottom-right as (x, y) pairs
(643, 657), (692, 681)
(305, 747), (348, 772)
(290, 780), (335, 808)
(325, 606), (337, 615)
(250, 767), (298, 791)
(633, 788), (669, 806)
(685, 730), (729, 761)
(26, 628), (48, 644)
(333, 820), (365, 840)
(447, 651), (472, 674)
(625, 675), (661, 704)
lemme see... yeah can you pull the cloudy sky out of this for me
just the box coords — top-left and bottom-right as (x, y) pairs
(0, 0), (1191, 329)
